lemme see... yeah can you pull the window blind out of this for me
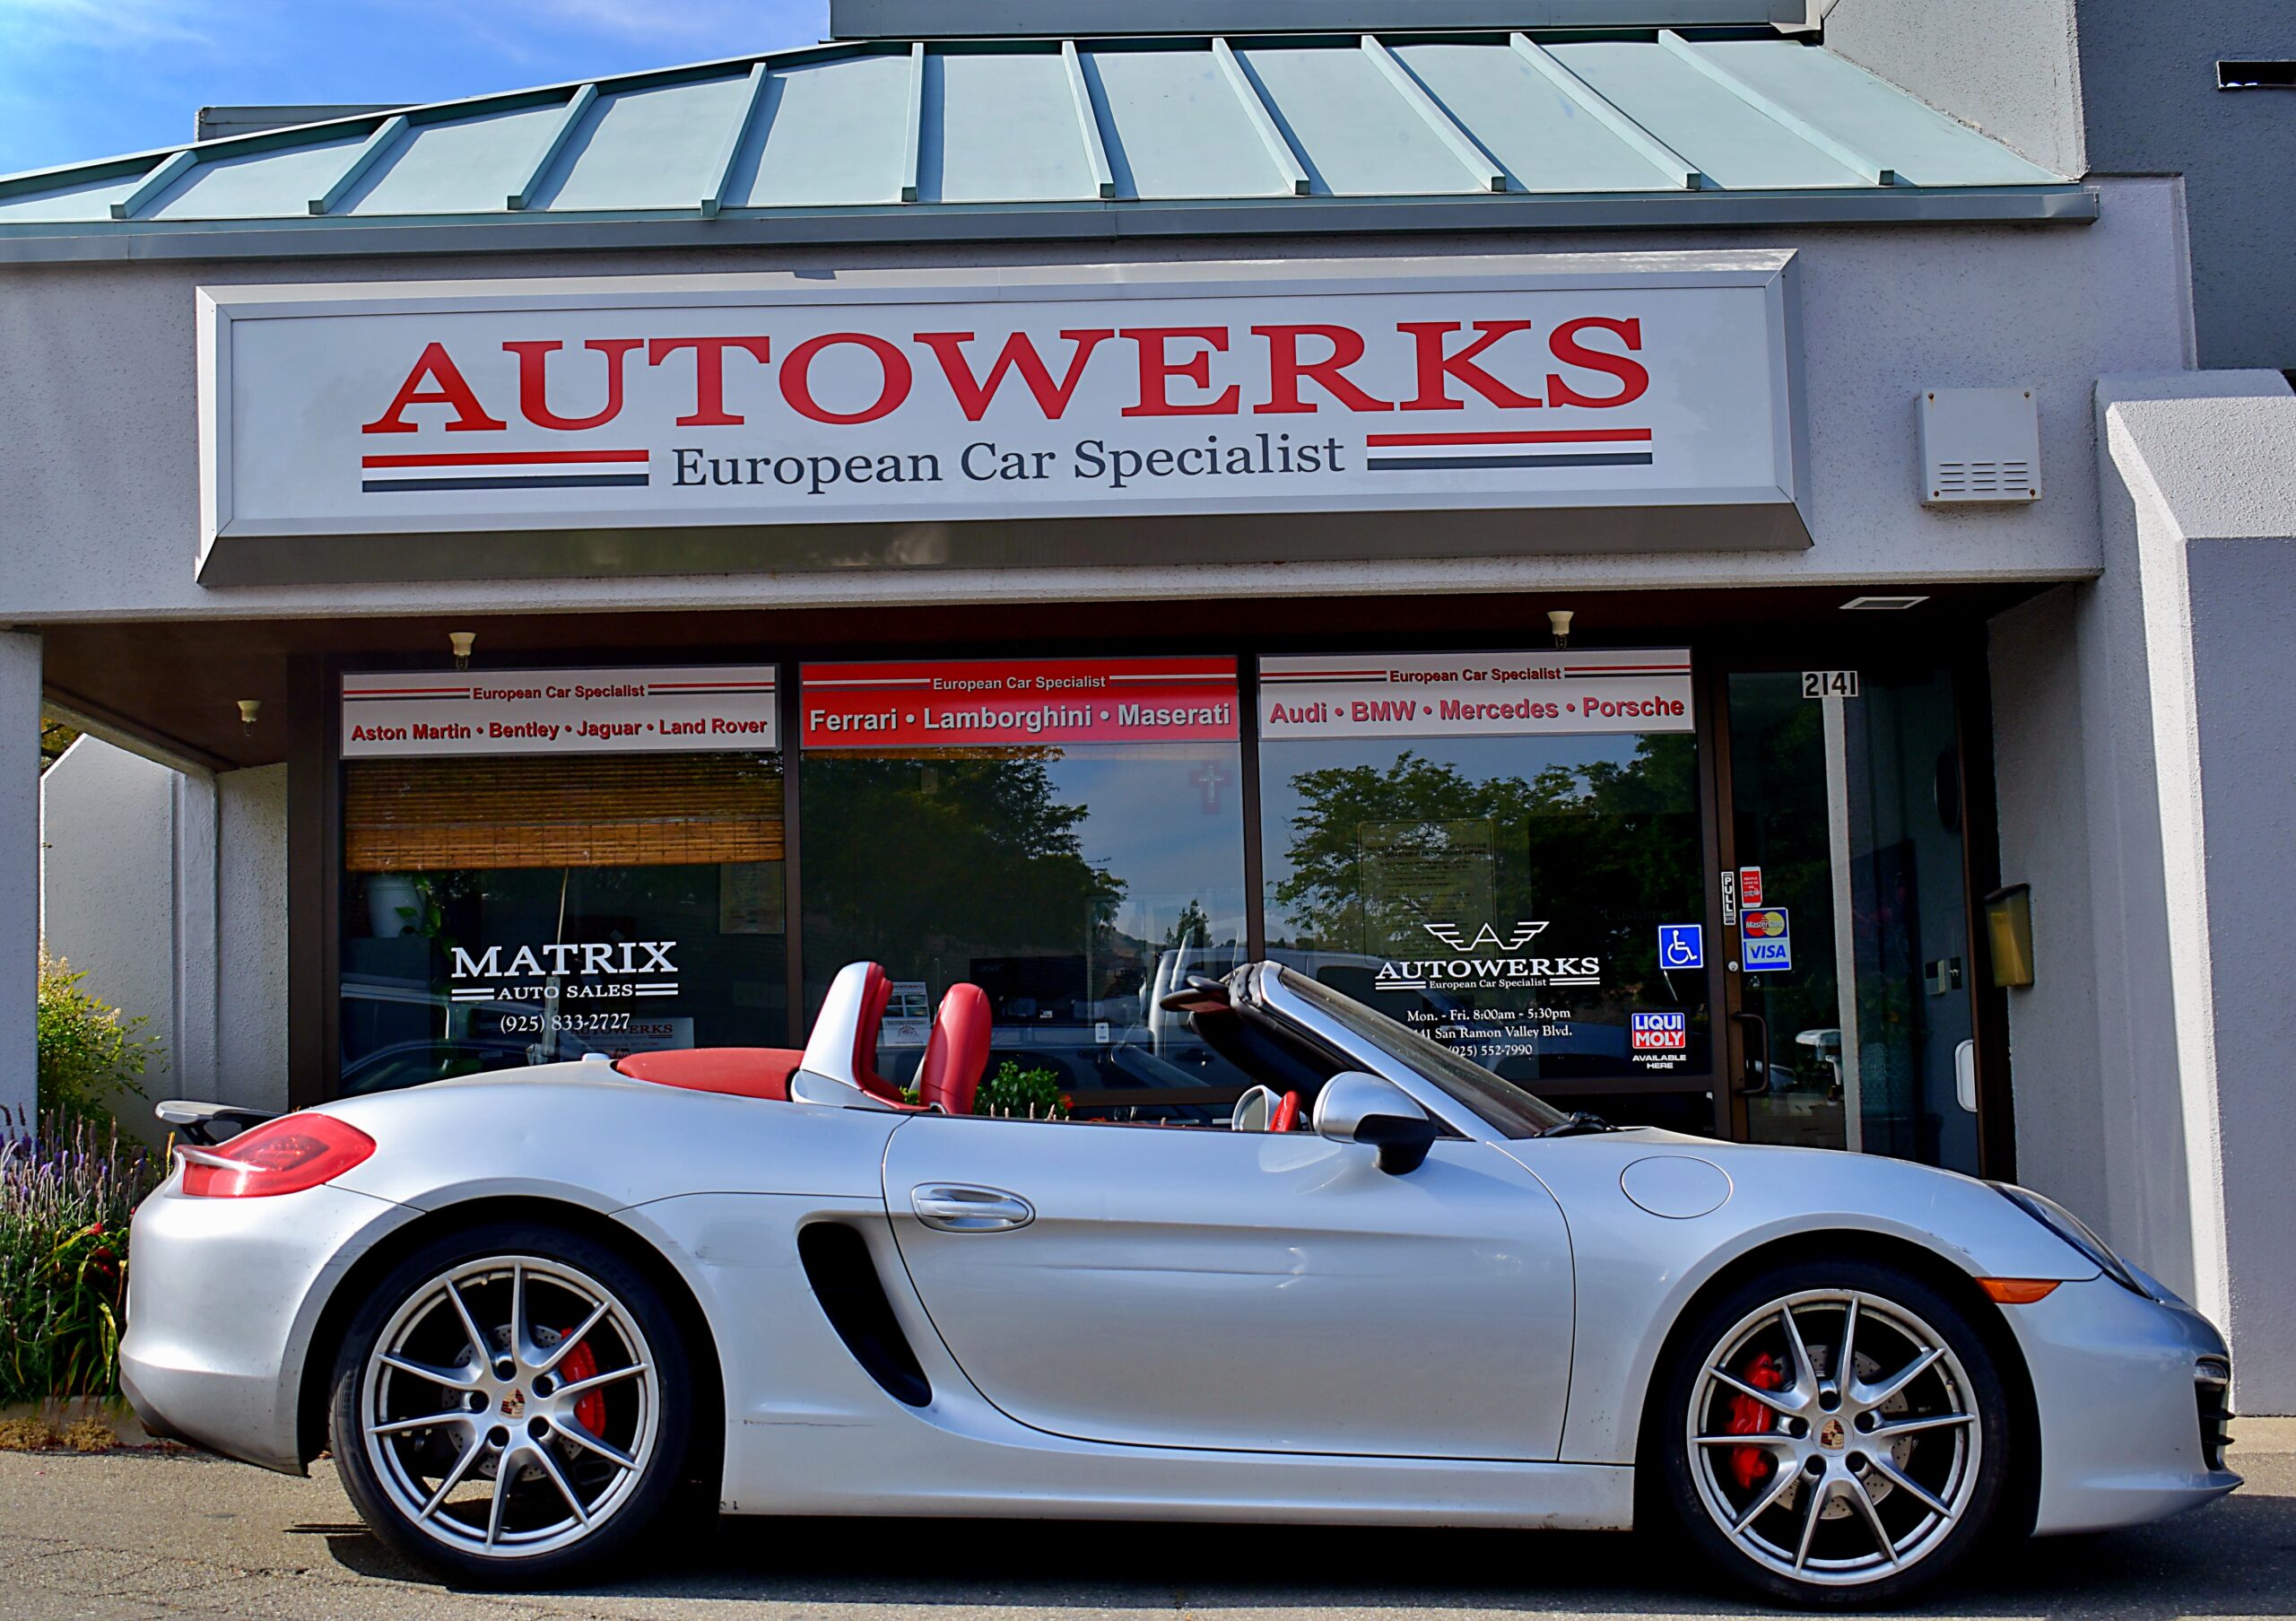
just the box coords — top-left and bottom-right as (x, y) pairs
(344, 754), (785, 871)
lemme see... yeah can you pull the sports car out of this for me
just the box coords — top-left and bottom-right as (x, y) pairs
(121, 960), (2239, 1606)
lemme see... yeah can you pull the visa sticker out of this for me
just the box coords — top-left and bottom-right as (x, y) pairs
(1741, 907), (1792, 971)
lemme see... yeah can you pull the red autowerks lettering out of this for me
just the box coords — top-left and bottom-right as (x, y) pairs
(1119, 327), (1239, 417)
(779, 332), (913, 425)
(1545, 317), (1648, 408)
(915, 329), (1116, 423)
(646, 336), (773, 426)
(361, 342), (508, 435)
(503, 338), (644, 431)
(1251, 324), (1393, 415)
(1395, 320), (1543, 413)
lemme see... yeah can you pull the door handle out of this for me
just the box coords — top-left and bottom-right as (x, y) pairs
(909, 1183), (1036, 1233)
(1731, 1010), (1771, 1098)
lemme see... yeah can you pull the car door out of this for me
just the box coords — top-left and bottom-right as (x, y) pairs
(881, 1111), (1575, 1460)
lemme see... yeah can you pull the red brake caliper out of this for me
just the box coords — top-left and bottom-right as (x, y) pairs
(556, 1335), (606, 1435)
(1724, 1351), (1787, 1491)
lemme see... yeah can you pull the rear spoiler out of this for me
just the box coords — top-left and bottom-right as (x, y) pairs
(154, 1099), (278, 1146)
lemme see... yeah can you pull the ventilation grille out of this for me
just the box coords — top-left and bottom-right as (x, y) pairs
(1919, 388), (2041, 505)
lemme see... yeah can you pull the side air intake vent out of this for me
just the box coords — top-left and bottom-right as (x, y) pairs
(796, 1223), (932, 1407)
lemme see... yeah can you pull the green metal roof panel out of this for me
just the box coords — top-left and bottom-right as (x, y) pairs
(144, 133), (372, 220)
(923, 48), (1101, 204)
(1083, 47), (1292, 200)
(1390, 40), (1685, 193)
(533, 75), (761, 213)
(1683, 38), (2066, 187)
(734, 55), (914, 207)
(1233, 42), (1484, 196)
(1552, 39), (1866, 188)
(0, 30), (2087, 256)
(346, 104), (577, 216)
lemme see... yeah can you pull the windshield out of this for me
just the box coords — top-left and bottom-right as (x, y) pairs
(1274, 965), (1571, 1138)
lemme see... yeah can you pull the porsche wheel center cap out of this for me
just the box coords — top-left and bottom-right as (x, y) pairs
(1818, 1416), (1847, 1450)
(500, 1388), (526, 1420)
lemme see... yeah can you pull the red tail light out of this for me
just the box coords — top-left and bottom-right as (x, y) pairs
(179, 1113), (376, 1198)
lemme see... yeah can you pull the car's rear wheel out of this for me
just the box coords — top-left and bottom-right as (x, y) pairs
(1652, 1257), (2015, 1608)
(328, 1221), (692, 1584)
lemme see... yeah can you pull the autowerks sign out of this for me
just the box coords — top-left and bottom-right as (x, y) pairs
(196, 254), (1807, 582)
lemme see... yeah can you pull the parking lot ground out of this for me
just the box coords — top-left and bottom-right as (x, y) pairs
(4, 1422), (2292, 1621)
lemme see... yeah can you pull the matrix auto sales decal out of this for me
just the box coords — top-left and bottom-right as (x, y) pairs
(200, 259), (1799, 544)
(341, 666), (776, 757)
(448, 938), (679, 1019)
(800, 656), (1237, 748)
(1261, 649), (1693, 738)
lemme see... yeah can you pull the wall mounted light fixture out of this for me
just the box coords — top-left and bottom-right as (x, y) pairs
(1547, 609), (1574, 648)
(448, 630), (477, 670)
(236, 698), (260, 735)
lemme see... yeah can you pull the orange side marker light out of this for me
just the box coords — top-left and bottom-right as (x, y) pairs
(1977, 1277), (2061, 1304)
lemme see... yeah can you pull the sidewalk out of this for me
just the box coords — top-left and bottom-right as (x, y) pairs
(3, 1425), (2289, 1620)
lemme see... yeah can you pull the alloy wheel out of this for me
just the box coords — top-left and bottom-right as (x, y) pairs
(1684, 1288), (1983, 1589)
(359, 1254), (661, 1559)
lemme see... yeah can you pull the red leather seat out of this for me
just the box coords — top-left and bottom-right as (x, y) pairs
(852, 963), (907, 1104)
(616, 1048), (804, 1101)
(918, 983), (992, 1116)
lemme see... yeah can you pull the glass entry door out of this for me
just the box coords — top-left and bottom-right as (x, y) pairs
(1722, 669), (1983, 1174)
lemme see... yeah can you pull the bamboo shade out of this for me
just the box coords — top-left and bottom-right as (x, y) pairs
(345, 755), (785, 872)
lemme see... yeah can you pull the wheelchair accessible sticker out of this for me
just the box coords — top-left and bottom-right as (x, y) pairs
(1741, 907), (1793, 972)
(1658, 924), (1704, 971)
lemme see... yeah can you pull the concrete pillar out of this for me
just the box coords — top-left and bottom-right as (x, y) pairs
(0, 631), (39, 1131)
(2002, 372), (2296, 1411)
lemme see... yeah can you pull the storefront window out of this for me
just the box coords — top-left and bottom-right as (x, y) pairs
(1258, 650), (1709, 1087)
(337, 667), (785, 1093)
(799, 657), (1248, 1118)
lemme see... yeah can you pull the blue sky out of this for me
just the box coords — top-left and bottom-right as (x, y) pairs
(0, 0), (831, 177)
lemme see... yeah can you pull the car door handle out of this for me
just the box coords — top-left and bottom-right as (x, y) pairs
(909, 1184), (1036, 1233)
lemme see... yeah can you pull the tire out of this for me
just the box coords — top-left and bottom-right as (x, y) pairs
(1648, 1256), (2017, 1609)
(327, 1220), (694, 1585)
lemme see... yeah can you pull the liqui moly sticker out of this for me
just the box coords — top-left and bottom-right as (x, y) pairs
(1260, 649), (1692, 740)
(801, 656), (1238, 748)
(1631, 1011), (1688, 1051)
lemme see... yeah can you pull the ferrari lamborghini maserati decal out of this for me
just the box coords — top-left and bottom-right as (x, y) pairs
(801, 656), (1239, 747)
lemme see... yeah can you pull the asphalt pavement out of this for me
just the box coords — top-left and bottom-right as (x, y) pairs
(4, 1423), (2291, 1621)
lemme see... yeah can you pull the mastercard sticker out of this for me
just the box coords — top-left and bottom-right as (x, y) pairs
(1742, 908), (1788, 937)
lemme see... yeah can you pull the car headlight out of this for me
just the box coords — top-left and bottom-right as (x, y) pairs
(1990, 1181), (2152, 1297)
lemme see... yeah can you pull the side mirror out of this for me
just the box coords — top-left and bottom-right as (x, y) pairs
(1313, 1071), (1439, 1175)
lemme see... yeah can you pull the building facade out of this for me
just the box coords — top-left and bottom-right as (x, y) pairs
(13, 2), (2296, 1408)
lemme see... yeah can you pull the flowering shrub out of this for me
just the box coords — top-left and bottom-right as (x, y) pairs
(38, 950), (163, 1131)
(0, 1110), (160, 1402)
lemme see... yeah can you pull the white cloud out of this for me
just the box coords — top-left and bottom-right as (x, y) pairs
(0, 0), (220, 52)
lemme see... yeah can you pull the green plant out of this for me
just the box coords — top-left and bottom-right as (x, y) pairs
(36, 950), (162, 1131)
(972, 1059), (1071, 1120)
(0, 1109), (160, 1403)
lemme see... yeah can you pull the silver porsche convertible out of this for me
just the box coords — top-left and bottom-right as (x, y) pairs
(122, 960), (2237, 1606)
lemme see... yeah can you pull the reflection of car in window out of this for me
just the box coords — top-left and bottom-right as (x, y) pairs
(338, 1038), (535, 1096)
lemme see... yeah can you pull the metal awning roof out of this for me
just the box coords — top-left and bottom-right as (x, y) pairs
(0, 29), (2085, 264)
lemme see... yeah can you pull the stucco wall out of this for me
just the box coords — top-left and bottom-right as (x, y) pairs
(216, 764), (289, 1115)
(0, 632), (38, 1129)
(0, 179), (2191, 625)
(2073, 0), (2296, 369)
(1825, 0), (2087, 178)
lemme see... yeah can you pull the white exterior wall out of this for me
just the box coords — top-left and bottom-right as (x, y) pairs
(38, 740), (290, 1131)
(0, 179), (2191, 623)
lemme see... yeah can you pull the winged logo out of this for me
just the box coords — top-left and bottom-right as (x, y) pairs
(1422, 920), (1551, 953)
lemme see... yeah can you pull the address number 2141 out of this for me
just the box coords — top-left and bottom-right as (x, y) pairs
(1801, 669), (1861, 700)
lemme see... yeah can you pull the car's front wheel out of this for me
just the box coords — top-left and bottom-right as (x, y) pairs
(328, 1221), (692, 1584)
(1652, 1257), (2017, 1608)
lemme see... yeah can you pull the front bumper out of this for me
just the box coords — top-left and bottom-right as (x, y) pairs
(2008, 1275), (2242, 1535)
(120, 1173), (412, 1475)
